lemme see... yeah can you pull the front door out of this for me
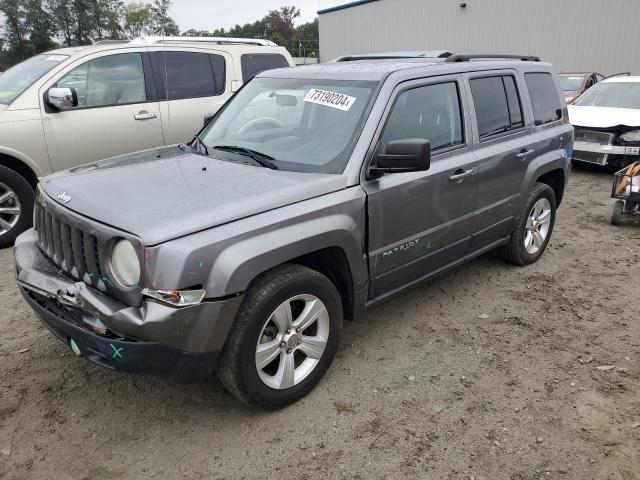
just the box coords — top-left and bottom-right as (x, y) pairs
(364, 77), (479, 298)
(41, 51), (164, 172)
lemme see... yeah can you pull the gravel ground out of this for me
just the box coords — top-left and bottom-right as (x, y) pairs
(1, 165), (639, 480)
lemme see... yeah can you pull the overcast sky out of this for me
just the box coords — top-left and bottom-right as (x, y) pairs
(167, 0), (345, 32)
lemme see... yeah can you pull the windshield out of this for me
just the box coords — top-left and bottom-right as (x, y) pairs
(0, 54), (68, 105)
(573, 82), (640, 109)
(558, 75), (586, 92)
(199, 77), (378, 174)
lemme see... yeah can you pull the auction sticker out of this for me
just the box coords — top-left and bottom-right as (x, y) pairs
(304, 89), (356, 111)
(45, 55), (67, 62)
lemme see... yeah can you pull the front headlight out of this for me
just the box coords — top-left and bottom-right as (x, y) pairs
(111, 239), (141, 287)
(620, 130), (640, 143)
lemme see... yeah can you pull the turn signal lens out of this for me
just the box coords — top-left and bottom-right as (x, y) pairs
(141, 288), (206, 307)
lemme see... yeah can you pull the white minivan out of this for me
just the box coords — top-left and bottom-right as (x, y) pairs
(0, 36), (294, 246)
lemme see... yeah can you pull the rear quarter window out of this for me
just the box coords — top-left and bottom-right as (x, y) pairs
(525, 73), (563, 126)
(241, 54), (290, 81)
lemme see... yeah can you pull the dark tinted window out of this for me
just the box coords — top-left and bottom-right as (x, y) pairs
(241, 54), (290, 81)
(381, 82), (464, 151)
(525, 73), (562, 125)
(503, 76), (524, 128)
(470, 76), (510, 139)
(155, 52), (224, 100)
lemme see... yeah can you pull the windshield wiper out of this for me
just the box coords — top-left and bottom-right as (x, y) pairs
(212, 145), (278, 170)
(191, 136), (209, 156)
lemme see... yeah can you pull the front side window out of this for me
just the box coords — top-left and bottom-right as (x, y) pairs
(0, 54), (68, 105)
(57, 53), (146, 108)
(200, 77), (378, 173)
(241, 54), (290, 81)
(381, 82), (464, 152)
(525, 73), (563, 125)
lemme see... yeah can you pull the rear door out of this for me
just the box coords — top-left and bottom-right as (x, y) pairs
(41, 50), (164, 171)
(466, 71), (532, 249)
(150, 49), (230, 145)
(364, 76), (479, 298)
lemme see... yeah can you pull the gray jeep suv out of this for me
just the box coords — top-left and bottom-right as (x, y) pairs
(14, 54), (572, 408)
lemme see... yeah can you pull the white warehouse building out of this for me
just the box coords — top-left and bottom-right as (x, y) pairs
(318, 0), (640, 74)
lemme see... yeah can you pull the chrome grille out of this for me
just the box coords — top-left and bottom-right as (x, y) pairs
(574, 128), (614, 145)
(34, 202), (106, 290)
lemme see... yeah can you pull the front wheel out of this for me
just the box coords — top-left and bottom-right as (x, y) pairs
(0, 165), (34, 249)
(216, 264), (343, 408)
(498, 182), (557, 266)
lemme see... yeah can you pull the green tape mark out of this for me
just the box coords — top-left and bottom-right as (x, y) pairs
(110, 344), (123, 359)
(101, 276), (115, 288)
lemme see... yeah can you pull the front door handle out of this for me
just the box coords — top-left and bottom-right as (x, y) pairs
(516, 148), (535, 160)
(134, 111), (158, 121)
(449, 168), (474, 183)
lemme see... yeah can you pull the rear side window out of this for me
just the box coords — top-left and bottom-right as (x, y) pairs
(503, 76), (524, 128)
(241, 54), (290, 81)
(470, 76), (510, 139)
(525, 73), (562, 125)
(154, 52), (225, 100)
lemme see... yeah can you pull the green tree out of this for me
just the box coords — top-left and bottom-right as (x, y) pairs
(46, 0), (75, 46)
(150, 0), (178, 35)
(123, 2), (152, 38)
(0, 0), (29, 61)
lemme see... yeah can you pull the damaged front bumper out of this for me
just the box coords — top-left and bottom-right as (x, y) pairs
(573, 142), (640, 166)
(14, 230), (243, 380)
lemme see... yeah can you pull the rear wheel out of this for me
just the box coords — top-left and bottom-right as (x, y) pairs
(0, 165), (34, 249)
(498, 182), (556, 266)
(216, 264), (343, 408)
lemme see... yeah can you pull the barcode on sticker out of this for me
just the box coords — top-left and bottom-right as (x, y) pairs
(304, 89), (356, 111)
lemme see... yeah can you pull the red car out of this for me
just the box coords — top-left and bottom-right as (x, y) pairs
(558, 72), (604, 104)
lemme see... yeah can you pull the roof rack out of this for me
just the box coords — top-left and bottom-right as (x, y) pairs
(332, 50), (452, 62)
(93, 39), (130, 45)
(445, 54), (540, 63)
(129, 36), (277, 47)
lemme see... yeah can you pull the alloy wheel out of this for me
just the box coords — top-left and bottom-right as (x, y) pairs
(524, 197), (551, 255)
(255, 294), (330, 390)
(0, 181), (21, 238)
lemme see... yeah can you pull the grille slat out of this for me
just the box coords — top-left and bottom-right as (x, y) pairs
(34, 202), (105, 289)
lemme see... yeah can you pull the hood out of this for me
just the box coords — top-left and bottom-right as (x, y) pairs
(41, 146), (348, 245)
(568, 105), (640, 129)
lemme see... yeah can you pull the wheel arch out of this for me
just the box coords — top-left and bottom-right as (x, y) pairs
(535, 168), (566, 207)
(0, 152), (41, 190)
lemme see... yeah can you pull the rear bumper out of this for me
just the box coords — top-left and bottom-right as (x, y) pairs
(14, 229), (244, 380)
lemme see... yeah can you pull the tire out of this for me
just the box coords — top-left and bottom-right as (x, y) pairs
(216, 264), (343, 408)
(611, 200), (624, 226)
(498, 182), (557, 266)
(0, 165), (34, 249)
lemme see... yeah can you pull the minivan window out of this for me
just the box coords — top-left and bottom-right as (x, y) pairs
(155, 52), (223, 100)
(470, 76), (511, 139)
(381, 82), (463, 151)
(0, 54), (68, 104)
(241, 54), (290, 81)
(57, 53), (146, 108)
(525, 73), (562, 125)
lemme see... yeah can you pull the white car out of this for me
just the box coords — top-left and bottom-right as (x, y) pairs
(568, 76), (640, 170)
(0, 36), (294, 247)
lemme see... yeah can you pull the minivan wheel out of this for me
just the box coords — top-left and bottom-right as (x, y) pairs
(216, 264), (343, 408)
(0, 165), (34, 249)
(498, 182), (556, 266)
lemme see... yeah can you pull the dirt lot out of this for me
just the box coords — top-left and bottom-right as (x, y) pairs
(1, 165), (639, 480)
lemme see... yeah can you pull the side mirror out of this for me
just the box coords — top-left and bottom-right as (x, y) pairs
(46, 87), (78, 110)
(369, 139), (431, 178)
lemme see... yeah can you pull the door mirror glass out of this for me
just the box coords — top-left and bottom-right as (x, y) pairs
(46, 87), (78, 110)
(370, 138), (431, 176)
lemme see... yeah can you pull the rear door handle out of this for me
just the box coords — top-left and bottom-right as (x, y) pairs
(449, 168), (475, 183)
(134, 111), (158, 121)
(516, 148), (535, 160)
